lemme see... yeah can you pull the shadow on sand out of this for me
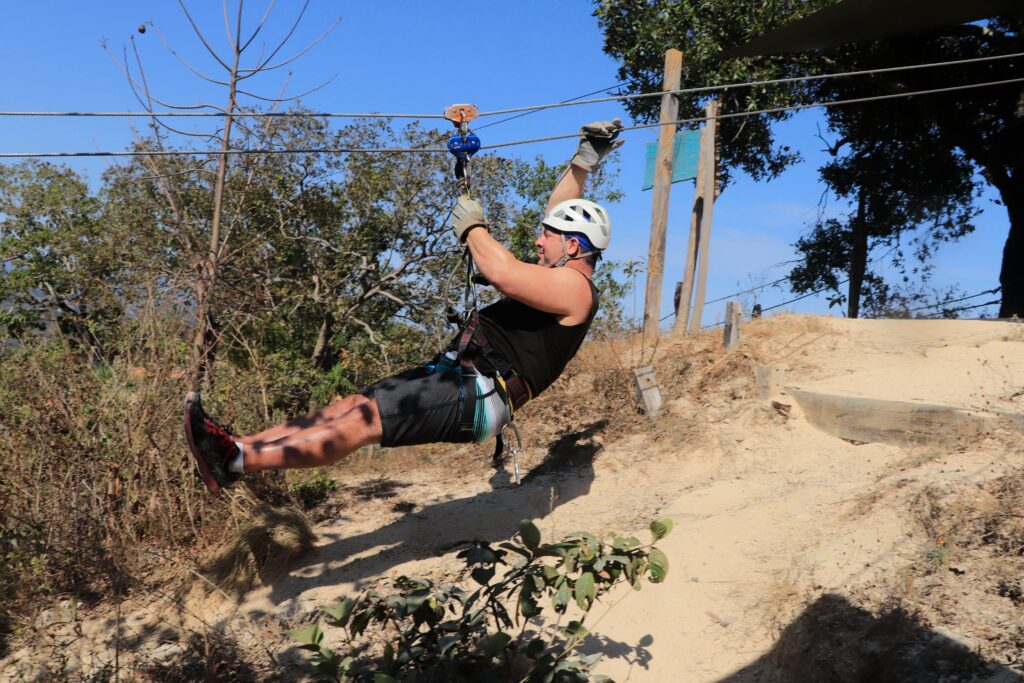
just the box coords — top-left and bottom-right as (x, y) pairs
(717, 593), (1023, 683)
(260, 420), (607, 605)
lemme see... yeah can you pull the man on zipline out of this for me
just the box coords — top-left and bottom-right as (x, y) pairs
(185, 120), (623, 494)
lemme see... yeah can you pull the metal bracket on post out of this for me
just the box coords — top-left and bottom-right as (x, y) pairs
(632, 365), (663, 419)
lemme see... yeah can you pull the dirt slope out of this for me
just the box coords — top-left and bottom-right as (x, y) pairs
(4, 315), (1023, 682)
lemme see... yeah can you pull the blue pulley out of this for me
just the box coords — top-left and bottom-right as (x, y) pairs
(447, 133), (481, 159)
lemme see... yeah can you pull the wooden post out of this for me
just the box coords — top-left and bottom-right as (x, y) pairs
(673, 108), (709, 335)
(641, 49), (683, 350)
(632, 365), (663, 419)
(723, 300), (742, 349)
(687, 100), (719, 335)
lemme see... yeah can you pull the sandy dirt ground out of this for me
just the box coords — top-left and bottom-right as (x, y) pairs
(4, 315), (1023, 682)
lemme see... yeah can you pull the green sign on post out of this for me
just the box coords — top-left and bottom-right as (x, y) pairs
(641, 128), (701, 190)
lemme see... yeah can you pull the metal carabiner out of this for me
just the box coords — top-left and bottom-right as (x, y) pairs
(500, 421), (523, 485)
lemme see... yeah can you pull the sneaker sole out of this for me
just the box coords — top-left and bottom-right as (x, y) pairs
(184, 391), (223, 495)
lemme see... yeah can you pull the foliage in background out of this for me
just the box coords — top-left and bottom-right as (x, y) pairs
(289, 518), (672, 682)
(595, 2), (1022, 317)
(0, 1), (638, 635)
(0, 120), (634, 625)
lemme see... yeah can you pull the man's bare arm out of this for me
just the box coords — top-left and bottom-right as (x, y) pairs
(464, 228), (591, 317)
(546, 165), (589, 213)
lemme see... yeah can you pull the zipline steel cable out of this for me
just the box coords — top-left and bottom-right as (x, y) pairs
(2, 49), (1020, 120)
(485, 74), (1024, 152)
(3, 74), (1023, 159)
(697, 279), (852, 327)
(698, 285), (1005, 327)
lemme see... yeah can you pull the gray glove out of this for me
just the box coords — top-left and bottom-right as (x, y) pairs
(570, 118), (625, 172)
(451, 195), (487, 243)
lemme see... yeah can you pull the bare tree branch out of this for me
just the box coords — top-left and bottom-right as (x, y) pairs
(132, 163), (216, 181)
(240, 16), (340, 77)
(237, 0), (309, 73)
(176, 0), (232, 72)
(222, 0), (235, 52)
(103, 40), (160, 114)
(240, 0), (278, 52)
(218, 75), (293, 255)
(233, 0), (244, 54)
(236, 73), (336, 103)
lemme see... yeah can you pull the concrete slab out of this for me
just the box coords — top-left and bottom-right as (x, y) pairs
(787, 388), (1005, 446)
(773, 318), (1024, 445)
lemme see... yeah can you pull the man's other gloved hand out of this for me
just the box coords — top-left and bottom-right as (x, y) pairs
(570, 118), (625, 172)
(451, 195), (487, 244)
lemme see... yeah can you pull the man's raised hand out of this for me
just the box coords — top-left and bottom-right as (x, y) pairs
(570, 118), (625, 172)
(451, 195), (487, 244)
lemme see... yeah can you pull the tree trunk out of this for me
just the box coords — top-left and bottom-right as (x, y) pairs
(998, 186), (1024, 319)
(190, 50), (241, 392)
(847, 192), (868, 319)
(311, 313), (335, 371)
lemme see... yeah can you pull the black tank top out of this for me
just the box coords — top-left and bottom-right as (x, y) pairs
(477, 278), (599, 396)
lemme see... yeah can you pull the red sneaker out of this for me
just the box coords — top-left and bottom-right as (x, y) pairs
(184, 392), (241, 494)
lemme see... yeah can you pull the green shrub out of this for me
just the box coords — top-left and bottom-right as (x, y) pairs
(0, 522), (47, 613)
(290, 469), (340, 509)
(289, 518), (673, 682)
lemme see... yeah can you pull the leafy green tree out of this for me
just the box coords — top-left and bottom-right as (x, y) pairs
(101, 115), (531, 396)
(595, 2), (1023, 317)
(789, 87), (978, 317)
(0, 161), (119, 356)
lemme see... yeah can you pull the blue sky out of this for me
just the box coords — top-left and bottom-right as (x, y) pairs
(0, 2), (1006, 325)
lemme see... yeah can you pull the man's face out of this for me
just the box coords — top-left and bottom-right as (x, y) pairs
(535, 226), (577, 268)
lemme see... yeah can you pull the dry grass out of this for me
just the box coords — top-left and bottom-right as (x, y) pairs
(202, 504), (316, 595)
(0, 310), (302, 628)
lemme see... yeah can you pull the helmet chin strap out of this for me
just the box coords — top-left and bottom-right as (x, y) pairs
(554, 234), (594, 268)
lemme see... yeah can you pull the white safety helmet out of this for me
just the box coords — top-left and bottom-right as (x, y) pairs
(542, 198), (611, 251)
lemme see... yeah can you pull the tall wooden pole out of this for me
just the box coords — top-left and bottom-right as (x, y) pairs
(673, 111), (708, 335)
(641, 49), (683, 350)
(687, 100), (719, 336)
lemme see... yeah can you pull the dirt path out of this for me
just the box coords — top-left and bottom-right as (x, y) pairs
(5, 316), (1022, 682)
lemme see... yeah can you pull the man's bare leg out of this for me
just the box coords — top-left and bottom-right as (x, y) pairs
(239, 394), (371, 447)
(241, 397), (383, 471)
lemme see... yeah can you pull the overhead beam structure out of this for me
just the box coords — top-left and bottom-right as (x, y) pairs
(725, 0), (1022, 58)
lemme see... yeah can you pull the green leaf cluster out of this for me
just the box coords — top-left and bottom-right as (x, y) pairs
(288, 519), (673, 682)
(289, 468), (340, 509)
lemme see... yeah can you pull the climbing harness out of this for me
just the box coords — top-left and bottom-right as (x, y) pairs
(441, 102), (527, 484)
(445, 294), (532, 486)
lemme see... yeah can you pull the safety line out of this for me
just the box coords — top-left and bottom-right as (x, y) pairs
(475, 50), (1024, 118)
(700, 284), (1004, 327)
(663, 276), (790, 320)
(482, 75), (1024, 152)
(944, 299), (1001, 314)
(0, 110), (445, 120)
(0, 146), (446, 159)
(3, 75), (1021, 159)
(693, 279), (851, 326)
(759, 279), (850, 314)
(1, 50), (1018, 121)
(703, 276), (791, 308)
(473, 81), (632, 132)
(904, 287), (1001, 313)
(689, 245), (903, 322)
